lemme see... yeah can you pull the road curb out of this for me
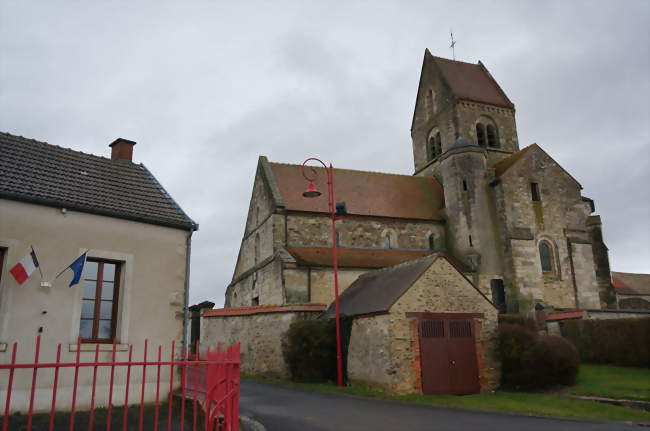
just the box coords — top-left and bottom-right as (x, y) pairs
(240, 415), (267, 431)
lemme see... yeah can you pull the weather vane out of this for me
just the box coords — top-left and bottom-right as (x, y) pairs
(450, 30), (456, 60)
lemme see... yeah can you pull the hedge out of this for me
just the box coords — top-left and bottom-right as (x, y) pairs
(560, 317), (650, 367)
(499, 322), (579, 389)
(283, 315), (353, 382)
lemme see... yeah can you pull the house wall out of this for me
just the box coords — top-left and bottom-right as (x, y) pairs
(346, 258), (499, 394)
(201, 310), (322, 377)
(0, 199), (189, 412)
(497, 148), (601, 311)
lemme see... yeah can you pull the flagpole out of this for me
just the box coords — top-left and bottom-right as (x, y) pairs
(31, 245), (44, 279)
(54, 249), (90, 280)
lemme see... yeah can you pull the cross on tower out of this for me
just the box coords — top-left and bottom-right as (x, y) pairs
(449, 30), (456, 60)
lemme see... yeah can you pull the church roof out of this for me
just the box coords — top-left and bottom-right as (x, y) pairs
(0, 131), (197, 230)
(267, 161), (444, 220)
(430, 53), (514, 109)
(286, 246), (438, 269)
(612, 272), (650, 295)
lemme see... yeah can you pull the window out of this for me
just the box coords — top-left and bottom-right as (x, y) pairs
(462, 179), (468, 191)
(428, 234), (436, 251)
(539, 241), (553, 272)
(254, 234), (260, 264)
(251, 296), (259, 306)
(486, 124), (498, 148)
(476, 123), (486, 146)
(490, 279), (507, 313)
(383, 230), (397, 249)
(531, 183), (541, 202)
(435, 132), (442, 156)
(469, 235), (473, 247)
(80, 259), (121, 342)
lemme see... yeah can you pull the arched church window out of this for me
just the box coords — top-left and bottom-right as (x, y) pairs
(539, 240), (553, 272)
(476, 123), (486, 146)
(428, 234), (436, 251)
(486, 124), (499, 148)
(435, 132), (442, 156)
(428, 136), (436, 160)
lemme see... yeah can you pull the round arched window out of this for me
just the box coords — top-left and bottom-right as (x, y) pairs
(539, 241), (553, 272)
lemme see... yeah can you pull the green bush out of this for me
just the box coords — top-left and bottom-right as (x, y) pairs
(283, 316), (353, 382)
(499, 321), (579, 389)
(561, 318), (650, 367)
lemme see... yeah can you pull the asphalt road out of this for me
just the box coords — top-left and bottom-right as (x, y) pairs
(240, 379), (642, 431)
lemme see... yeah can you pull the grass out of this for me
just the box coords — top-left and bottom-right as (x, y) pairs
(568, 364), (650, 402)
(243, 374), (650, 424)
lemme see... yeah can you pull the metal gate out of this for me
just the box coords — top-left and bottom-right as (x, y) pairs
(419, 316), (480, 395)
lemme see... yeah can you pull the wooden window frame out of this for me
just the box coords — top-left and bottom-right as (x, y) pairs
(80, 258), (122, 343)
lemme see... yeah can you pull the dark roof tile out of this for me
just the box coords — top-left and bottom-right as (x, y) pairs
(0, 131), (196, 230)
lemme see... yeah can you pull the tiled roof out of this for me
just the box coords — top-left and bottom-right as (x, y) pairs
(203, 303), (327, 317)
(268, 162), (444, 220)
(431, 55), (514, 109)
(286, 246), (439, 269)
(612, 272), (650, 295)
(546, 310), (584, 321)
(0, 131), (196, 230)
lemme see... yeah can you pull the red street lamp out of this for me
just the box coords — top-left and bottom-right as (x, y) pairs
(301, 157), (344, 387)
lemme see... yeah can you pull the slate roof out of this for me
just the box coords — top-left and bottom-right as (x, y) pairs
(268, 161), (444, 220)
(430, 54), (514, 109)
(286, 246), (437, 269)
(612, 272), (650, 295)
(320, 253), (486, 318)
(320, 255), (436, 318)
(0, 131), (196, 230)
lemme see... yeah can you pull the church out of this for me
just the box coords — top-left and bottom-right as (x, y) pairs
(200, 50), (616, 394)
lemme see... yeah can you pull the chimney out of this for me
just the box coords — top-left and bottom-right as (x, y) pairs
(109, 138), (136, 161)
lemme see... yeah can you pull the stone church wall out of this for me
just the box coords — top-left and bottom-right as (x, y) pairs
(497, 147), (601, 310)
(228, 258), (283, 307)
(455, 101), (519, 156)
(286, 213), (443, 250)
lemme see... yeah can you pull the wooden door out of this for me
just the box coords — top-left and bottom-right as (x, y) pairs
(419, 317), (480, 395)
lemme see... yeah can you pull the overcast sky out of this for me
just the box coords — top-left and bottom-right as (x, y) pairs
(1, 1), (648, 306)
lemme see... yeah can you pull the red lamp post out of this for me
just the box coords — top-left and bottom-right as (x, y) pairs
(301, 158), (344, 387)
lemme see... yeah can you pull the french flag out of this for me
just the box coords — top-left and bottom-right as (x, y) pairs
(9, 248), (40, 285)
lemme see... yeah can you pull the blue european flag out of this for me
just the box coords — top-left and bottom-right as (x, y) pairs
(68, 252), (87, 287)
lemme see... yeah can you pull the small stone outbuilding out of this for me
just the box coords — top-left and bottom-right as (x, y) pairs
(322, 254), (499, 395)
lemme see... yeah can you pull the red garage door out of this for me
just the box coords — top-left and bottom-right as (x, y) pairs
(419, 317), (480, 395)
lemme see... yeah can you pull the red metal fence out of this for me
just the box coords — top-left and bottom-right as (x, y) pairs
(0, 336), (240, 431)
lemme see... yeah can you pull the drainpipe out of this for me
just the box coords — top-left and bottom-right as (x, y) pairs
(182, 227), (195, 353)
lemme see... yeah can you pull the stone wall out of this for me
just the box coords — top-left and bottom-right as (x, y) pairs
(201, 310), (322, 377)
(347, 315), (393, 388)
(286, 214), (443, 251)
(456, 101), (519, 156)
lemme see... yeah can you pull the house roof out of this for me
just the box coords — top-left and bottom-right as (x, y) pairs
(612, 272), (650, 295)
(268, 161), (444, 220)
(203, 303), (327, 317)
(286, 246), (439, 269)
(430, 54), (514, 109)
(0, 131), (196, 230)
(320, 253), (488, 318)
